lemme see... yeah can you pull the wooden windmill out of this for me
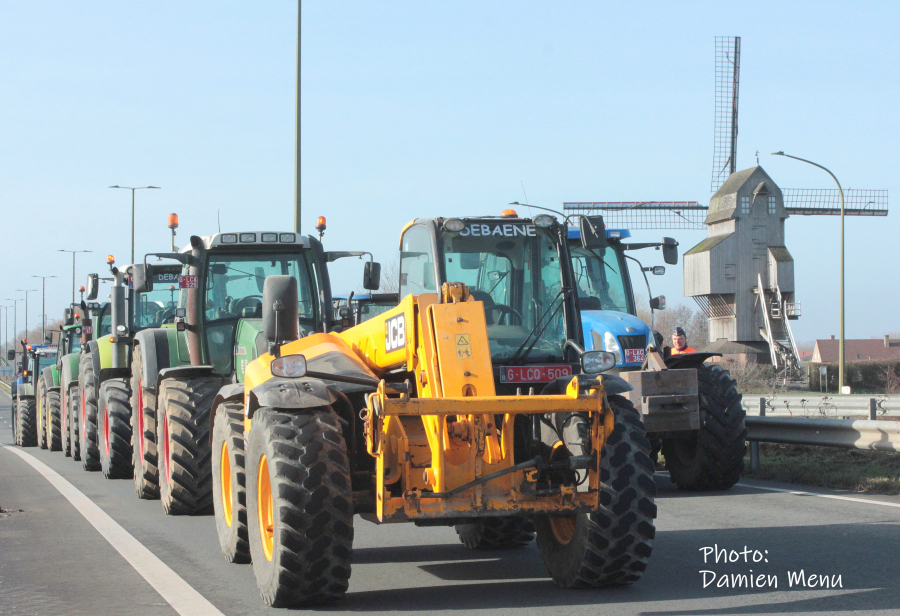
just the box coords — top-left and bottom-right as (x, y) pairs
(564, 36), (888, 380)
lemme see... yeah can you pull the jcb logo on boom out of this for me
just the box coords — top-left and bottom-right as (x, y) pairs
(385, 314), (405, 353)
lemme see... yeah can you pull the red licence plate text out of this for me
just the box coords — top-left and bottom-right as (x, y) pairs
(500, 365), (572, 383)
(624, 349), (645, 363)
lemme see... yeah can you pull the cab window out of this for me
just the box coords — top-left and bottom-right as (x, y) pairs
(399, 225), (437, 298)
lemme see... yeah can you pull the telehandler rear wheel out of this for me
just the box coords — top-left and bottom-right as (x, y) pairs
(455, 516), (535, 549)
(157, 377), (219, 515)
(48, 390), (62, 451)
(68, 386), (81, 461)
(212, 401), (250, 563)
(98, 379), (134, 479)
(131, 348), (160, 499)
(246, 407), (353, 607)
(79, 353), (101, 471)
(17, 398), (37, 447)
(662, 364), (746, 491)
(535, 394), (656, 588)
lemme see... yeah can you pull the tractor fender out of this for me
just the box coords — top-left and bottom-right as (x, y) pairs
(156, 365), (218, 392)
(209, 383), (245, 446)
(133, 329), (174, 390)
(41, 367), (59, 393)
(60, 354), (79, 391)
(246, 377), (337, 420)
(663, 352), (721, 371)
(89, 340), (102, 392)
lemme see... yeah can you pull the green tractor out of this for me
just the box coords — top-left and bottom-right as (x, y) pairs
(10, 343), (58, 447)
(130, 231), (378, 528)
(79, 258), (181, 480)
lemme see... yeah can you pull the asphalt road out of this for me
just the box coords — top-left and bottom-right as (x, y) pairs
(1, 387), (899, 616)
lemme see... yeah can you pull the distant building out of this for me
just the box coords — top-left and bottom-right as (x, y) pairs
(811, 335), (900, 363)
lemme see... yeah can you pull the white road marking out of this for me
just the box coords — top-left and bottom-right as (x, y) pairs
(736, 482), (900, 510)
(0, 444), (225, 616)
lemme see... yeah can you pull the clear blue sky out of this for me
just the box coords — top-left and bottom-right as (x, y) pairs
(1, 1), (897, 343)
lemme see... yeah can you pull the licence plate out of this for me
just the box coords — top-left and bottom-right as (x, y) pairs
(624, 349), (645, 363)
(500, 365), (572, 383)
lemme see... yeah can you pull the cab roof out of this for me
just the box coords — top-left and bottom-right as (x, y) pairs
(181, 232), (312, 252)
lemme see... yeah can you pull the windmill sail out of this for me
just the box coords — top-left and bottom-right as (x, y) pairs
(712, 36), (740, 193)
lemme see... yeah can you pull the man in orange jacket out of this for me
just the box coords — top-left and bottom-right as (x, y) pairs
(670, 326), (696, 355)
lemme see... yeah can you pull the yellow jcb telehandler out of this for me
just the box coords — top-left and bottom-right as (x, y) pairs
(215, 212), (656, 607)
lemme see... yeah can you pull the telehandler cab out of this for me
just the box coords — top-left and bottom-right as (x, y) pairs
(226, 212), (657, 607)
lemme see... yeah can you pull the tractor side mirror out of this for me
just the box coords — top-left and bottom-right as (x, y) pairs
(132, 264), (152, 293)
(86, 273), (99, 300)
(262, 275), (299, 349)
(662, 237), (678, 265)
(44, 332), (53, 344)
(7, 349), (14, 361)
(651, 266), (665, 276)
(650, 295), (666, 310)
(580, 215), (607, 251)
(64, 308), (74, 326)
(363, 261), (381, 291)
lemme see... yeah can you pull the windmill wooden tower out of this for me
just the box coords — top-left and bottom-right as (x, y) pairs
(564, 36), (888, 379)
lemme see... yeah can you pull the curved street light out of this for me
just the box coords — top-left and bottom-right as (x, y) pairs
(772, 151), (846, 392)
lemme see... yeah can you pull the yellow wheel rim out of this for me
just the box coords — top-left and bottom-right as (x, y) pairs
(257, 454), (274, 562)
(550, 515), (577, 545)
(220, 442), (233, 528)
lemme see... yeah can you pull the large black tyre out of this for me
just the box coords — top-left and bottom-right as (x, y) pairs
(246, 408), (353, 607)
(10, 400), (16, 440)
(47, 390), (62, 451)
(38, 384), (48, 449)
(157, 377), (219, 515)
(535, 394), (656, 588)
(130, 348), (160, 499)
(79, 353), (101, 471)
(67, 385), (81, 460)
(662, 364), (746, 491)
(62, 387), (72, 456)
(17, 398), (37, 447)
(212, 401), (250, 563)
(455, 516), (535, 549)
(98, 379), (134, 479)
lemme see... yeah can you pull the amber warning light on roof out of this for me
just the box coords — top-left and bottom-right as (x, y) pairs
(168, 213), (179, 229)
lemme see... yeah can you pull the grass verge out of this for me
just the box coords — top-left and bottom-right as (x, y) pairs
(743, 443), (900, 495)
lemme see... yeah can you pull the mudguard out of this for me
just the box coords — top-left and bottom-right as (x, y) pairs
(133, 329), (178, 390)
(157, 365), (218, 391)
(42, 367), (59, 392)
(60, 353), (79, 389)
(246, 377), (337, 419)
(664, 352), (721, 370)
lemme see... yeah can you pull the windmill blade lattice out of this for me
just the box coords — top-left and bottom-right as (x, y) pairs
(712, 36), (741, 194)
(563, 202), (707, 230)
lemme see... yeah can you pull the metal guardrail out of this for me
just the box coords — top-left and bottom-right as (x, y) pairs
(743, 394), (897, 418)
(746, 416), (900, 452)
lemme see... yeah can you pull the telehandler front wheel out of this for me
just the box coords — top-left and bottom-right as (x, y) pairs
(535, 394), (656, 588)
(131, 347), (160, 499)
(662, 364), (746, 491)
(246, 408), (353, 607)
(455, 516), (535, 549)
(47, 390), (62, 451)
(79, 353), (101, 471)
(98, 379), (134, 479)
(157, 377), (219, 515)
(17, 398), (37, 447)
(212, 401), (250, 563)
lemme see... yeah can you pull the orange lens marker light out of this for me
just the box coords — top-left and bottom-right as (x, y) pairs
(501, 208), (518, 217)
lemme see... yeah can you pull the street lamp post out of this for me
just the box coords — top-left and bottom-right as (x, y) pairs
(59, 249), (92, 304)
(109, 185), (161, 265)
(6, 299), (20, 353)
(772, 151), (846, 392)
(32, 275), (57, 342)
(14, 291), (35, 345)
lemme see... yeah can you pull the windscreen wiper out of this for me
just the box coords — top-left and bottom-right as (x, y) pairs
(508, 289), (566, 364)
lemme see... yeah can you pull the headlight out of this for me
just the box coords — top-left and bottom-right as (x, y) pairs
(582, 351), (616, 374)
(533, 214), (555, 228)
(603, 331), (622, 365)
(444, 218), (465, 232)
(271, 355), (307, 378)
(116, 325), (128, 334)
